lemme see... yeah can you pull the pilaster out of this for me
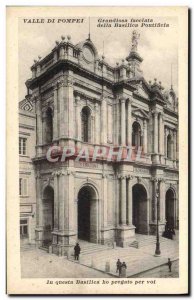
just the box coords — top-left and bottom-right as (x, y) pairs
(120, 97), (126, 145)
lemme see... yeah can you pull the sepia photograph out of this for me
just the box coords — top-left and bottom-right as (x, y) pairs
(6, 6), (188, 294)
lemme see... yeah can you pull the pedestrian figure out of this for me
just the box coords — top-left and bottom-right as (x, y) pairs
(116, 259), (122, 276)
(74, 243), (81, 261)
(167, 258), (172, 272)
(121, 261), (127, 278)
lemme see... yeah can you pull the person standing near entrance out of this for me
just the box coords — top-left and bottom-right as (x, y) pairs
(116, 259), (122, 276)
(167, 258), (172, 272)
(74, 243), (81, 261)
(121, 262), (127, 278)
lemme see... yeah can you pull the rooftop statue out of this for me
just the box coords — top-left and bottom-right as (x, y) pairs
(131, 30), (140, 52)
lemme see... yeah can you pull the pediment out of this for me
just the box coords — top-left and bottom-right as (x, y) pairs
(132, 108), (149, 119)
(136, 85), (149, 99)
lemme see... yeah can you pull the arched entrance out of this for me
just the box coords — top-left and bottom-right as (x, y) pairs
(132, 184), (148, 234)
(165, 188), (176, 229)
(77, 185), (98, 243)
(42, 185), (54, 246)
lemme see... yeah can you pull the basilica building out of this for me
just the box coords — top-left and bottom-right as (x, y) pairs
(19, 31), (179, 256)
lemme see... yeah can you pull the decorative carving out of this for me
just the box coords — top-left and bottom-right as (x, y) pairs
(132, 108), (149, 120)
(46, 178), (51, 185)
(102, 173), (108, 179)
(137, 176), (142, 183)
(35, 172), (41, 179)
(120, 97), (126, 104)
(52, 82), (58, 91)
(75, 95), (80, 104)
(64, 75), (74, 87)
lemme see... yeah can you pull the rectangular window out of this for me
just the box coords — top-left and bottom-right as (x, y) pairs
(20, 219), (28, 238)
(19, 178), (28, 196)
(19, 137), (27, 155)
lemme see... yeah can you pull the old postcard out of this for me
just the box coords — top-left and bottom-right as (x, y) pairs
(6, 6), (188, 294)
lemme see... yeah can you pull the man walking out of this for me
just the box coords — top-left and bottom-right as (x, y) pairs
(74, 243), (81, 261)
(167, 258), (172, 272)
(116, 259), (122, 276)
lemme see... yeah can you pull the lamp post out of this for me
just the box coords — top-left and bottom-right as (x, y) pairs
(155, 180), (161, 256)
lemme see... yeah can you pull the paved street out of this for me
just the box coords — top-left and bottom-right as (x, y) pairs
(21, 248), (111, 278)
(21, 236), (178, 278)
(136, 260), (179, 278)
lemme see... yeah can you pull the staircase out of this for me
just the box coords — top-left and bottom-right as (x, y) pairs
(135, 234), (177, 248)
(77, 240), (111, 256)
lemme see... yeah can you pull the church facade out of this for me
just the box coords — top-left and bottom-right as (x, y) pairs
(19, 31), (179, 256)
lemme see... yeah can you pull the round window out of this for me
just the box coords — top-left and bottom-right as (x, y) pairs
(83, 46), (94, 63)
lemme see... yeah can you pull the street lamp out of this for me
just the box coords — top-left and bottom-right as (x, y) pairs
(155, 181), (161, 256)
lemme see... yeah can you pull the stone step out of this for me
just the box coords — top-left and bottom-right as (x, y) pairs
(136, 235), (172, 247)
(76, 243), (111, 256)
(20, 243), (36, 251)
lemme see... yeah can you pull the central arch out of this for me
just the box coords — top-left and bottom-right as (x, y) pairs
(132, 183), (148, 234)
(77, 185), (98, 243)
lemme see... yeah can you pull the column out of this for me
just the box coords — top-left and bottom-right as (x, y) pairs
(100, 96), (107, 144)
(103, 175), (108, 228)
(121, 98), (126, 145)
(143, 119), (147, 153)
(173, 130), (177, 160)
(95, 103), (100, 144)
(120, 176), (127, 225)
(58, 80), (65, 138)
(68, 171), (75, 232)
(152, 178), (158, 222)
(153, 111), (159, 153)
(36, 175), (43, 227)
(53, 173), (59, 230)
(127, 98), (132, 146)
(36, 96), (43, 154)
(35, 175), (43, 245)
(127, 176), (133, 225)
(58, 172), (65, 231)
(77, 97), (82, 141)
(116, 100), (120, 145)
(159, 179), (166, 222)
(159, 113), (164, 155)
(91, 116), (95, 143)
(164, 127), (167, 157)
(53, 84), (58, 140)
(75, 96), (81, 140)
(64, 73), (74, 139)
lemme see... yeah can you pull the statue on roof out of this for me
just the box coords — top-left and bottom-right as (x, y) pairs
(131, 30), (140, 52)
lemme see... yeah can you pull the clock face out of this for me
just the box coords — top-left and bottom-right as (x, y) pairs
(83, 46), (94, 63)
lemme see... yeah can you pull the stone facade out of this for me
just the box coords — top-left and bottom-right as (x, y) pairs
(19, 32), (179, 255)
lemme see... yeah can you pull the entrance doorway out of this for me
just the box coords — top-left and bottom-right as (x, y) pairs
(165, 189), (176, 229)
(132, 184), (148, 234)
(77, 185), (98, 243)
(42, 185), (54, 246)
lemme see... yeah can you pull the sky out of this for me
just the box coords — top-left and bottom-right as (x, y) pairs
(19, 17), (178, 100)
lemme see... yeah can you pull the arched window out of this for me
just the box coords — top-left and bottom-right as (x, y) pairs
(45, 107), (53, 143)
(132, 122), (142, 148)
(81, 106), (91, 142)
(167, 134), (172, 159)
